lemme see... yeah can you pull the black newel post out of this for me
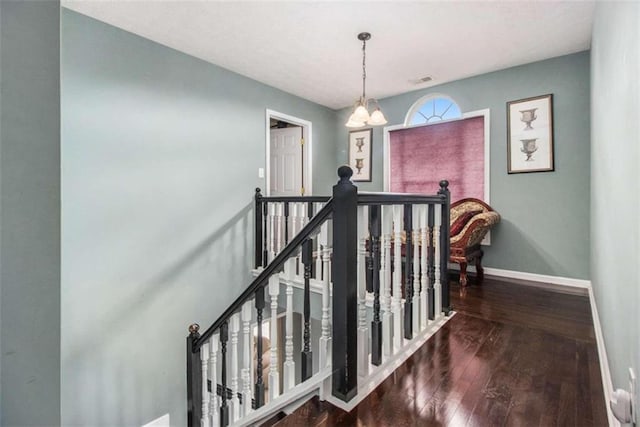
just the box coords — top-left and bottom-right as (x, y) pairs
(301, 238), (313, 380)
(331, 166), (358, 402)
(438, 180), (451, 315)
(186, 324), (202, 427)
(403, 204), (413, 339)
(255, 188), (263, 268)
(369, 204), (382, 366)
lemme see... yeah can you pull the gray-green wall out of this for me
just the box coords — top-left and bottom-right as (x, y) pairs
(591, 1), (639, 417)
(337, 52), (591, 280)
(0, 1), (61, 425)
(7, 4), (627, 425)
(61, 9), (337, 426)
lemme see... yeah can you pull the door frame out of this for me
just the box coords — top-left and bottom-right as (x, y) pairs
(265, 109), (313, 196)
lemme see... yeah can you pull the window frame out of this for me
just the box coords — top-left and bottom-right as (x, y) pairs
(384, 108), (492, 243)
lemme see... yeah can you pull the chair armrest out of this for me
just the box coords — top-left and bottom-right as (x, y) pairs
(451, 211), (500, 247)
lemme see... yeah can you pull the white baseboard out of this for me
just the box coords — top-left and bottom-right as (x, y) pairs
(588, 286), (619, 427)
(449, 264), (591, 293)
(481, 267), (591, 289)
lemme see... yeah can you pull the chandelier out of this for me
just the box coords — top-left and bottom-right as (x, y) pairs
(345, 32), (388, 128)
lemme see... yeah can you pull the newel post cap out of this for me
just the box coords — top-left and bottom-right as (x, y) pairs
(337, 165), (353, 182)
(439, 180), (449, 190)
(188, 323), (200, 337)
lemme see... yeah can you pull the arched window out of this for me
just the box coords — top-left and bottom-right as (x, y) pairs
(389, 93), (490, 210)
(405, 94), (462, 126)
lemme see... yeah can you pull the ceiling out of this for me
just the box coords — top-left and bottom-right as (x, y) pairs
(62, 1), (595, 110)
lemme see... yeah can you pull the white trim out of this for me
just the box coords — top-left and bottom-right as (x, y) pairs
(324, 313), (454, 412)
(464, 108), (491, 205)
(265, 109), (313, 196)
(479, 266), (591, 289)
(382, 123), (402, 192)
(588, 286), (619, 427)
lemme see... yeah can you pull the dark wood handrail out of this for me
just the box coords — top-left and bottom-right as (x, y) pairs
(357, 192), (446, 205)
(260, 195), (331, 203)
(357, 181), (449, 205)
(192, 199), (334, 350)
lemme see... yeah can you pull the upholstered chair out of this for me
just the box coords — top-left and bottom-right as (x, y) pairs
(449, 198), (500, 286)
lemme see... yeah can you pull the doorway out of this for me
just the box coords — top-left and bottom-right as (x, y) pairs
(265, 110), (312, 196)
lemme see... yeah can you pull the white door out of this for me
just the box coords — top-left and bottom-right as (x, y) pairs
(270, 127), (304, 196)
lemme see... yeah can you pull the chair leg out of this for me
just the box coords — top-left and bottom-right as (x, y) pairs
(475, 251), (484, 285)
(459, 261), (468, 287)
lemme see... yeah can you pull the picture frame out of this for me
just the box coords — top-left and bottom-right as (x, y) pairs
(507, 94), (554, 173)
(348, 128), (373, 182)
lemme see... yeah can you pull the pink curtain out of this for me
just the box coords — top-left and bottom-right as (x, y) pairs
(389, 116), (485, 202)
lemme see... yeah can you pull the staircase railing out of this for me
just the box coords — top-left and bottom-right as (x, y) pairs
(186, 166), (450, 426)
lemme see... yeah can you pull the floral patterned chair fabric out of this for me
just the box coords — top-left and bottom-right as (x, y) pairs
(449, 198), (500, 287)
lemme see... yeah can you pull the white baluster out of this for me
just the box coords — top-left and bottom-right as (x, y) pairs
(301, 202), (310, 228)
(276, 203), (284, 256)
(268, 203), (276, 263)
(298, 202), (304, 229)
(200, 342), (211, 427)
(297, 203), (308, 280)
(357, 205), (369, 377)
(290, 202), (295, 243)
(420, 206), (429, 330)
(316, 203), (325, 281)
(319, 220), (332, 370)
(283, 251), (295, 281)
(392, 205), (404, 351)
(241, 302), (253, 416)
(229, 313), (240, 423)
(268, 275), (281, 400)
(381, 205), (393, 359)
(209, 335), (219, 427)
(283, 259), (295, 391)
(412, 205), (421, 334)
(434, 208), (442, 318)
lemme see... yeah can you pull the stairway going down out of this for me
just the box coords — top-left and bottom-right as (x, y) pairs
(186, 166), (453, 427)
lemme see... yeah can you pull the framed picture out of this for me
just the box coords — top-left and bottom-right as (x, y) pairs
(348, 129), (373, 182)
(507, 94), (554, 173)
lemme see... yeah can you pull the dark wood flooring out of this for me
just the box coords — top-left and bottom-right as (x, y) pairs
(268, 276), (608, 426)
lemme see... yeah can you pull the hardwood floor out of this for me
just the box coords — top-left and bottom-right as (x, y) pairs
(268, 276), (608, 426)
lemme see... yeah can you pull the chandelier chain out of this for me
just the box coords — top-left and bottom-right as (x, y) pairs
(361, 38), (367, 101)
